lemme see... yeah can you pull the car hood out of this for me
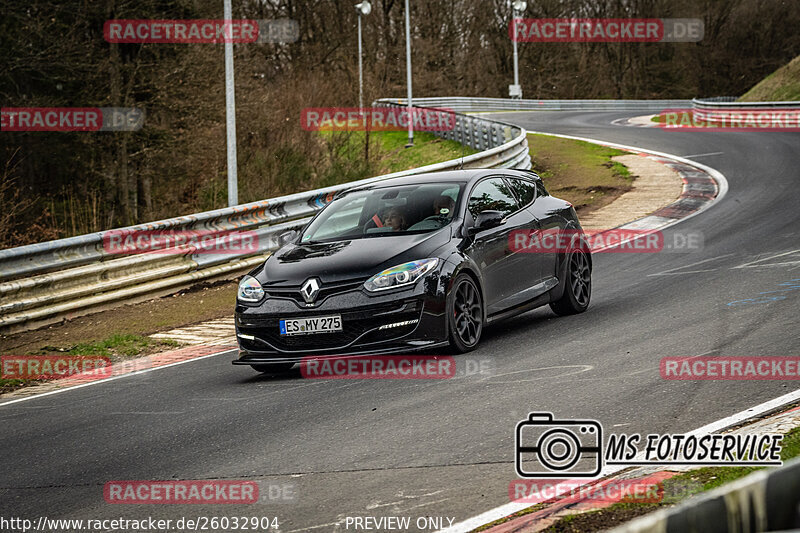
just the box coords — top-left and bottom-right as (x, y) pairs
(257, 229), (452, 285)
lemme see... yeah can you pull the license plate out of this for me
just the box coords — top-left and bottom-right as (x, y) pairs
(279, 315), (342, 336)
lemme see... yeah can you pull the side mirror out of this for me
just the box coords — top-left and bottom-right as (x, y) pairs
(278, 229), (298, 246)
(469, 210), (505, 234)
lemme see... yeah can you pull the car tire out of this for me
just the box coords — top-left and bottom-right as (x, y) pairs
(550, 248), (591, 316)
(252, 363), (295, 374)
(447, 273), (484, 353)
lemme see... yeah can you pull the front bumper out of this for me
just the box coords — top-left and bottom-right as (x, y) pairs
(233, 279), (448, 365)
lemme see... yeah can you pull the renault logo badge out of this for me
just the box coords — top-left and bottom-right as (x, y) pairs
(301, 278), (321, 304)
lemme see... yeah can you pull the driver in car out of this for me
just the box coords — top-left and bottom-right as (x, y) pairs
(383, 207), (408, 231)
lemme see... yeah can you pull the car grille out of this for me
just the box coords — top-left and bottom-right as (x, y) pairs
(238, 301), (422, 353)
(263, 280), (365, 307)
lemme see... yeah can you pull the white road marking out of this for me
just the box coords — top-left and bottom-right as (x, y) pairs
(647, 253), (735, 276)
(649, 249), (800, 277)
(733, 248), (800, 269)
(744, 261), (800, 269)
(367, 489), (447, 512)
(566, 368), (655, 383)
(399, 497), (452, 512)
(107, 411), (185, 415)
(0, 348), (236, 407)
(682, 151), (724, 159)
(477, 365), (593, 384)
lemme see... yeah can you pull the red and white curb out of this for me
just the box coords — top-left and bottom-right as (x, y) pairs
(622, 155), (719, 227)
(525, 132), (728, 253)
(0, 343), (237, 406)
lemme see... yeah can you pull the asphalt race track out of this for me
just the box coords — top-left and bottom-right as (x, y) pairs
(2, 112), (799, 532)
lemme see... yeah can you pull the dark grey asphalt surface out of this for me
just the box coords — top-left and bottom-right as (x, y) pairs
(2, 111), (799, 532)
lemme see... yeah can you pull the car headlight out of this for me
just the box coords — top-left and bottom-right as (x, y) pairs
(364, 258), (439, 292)
(238, 275), (265, 303)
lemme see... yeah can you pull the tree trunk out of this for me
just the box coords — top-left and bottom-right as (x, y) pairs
(107, 0), (130, 226)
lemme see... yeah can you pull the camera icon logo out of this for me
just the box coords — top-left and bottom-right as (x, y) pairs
(515, 412), (603, 478)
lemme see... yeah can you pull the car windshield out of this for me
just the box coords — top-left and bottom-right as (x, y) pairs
(300, 182), (463, 243)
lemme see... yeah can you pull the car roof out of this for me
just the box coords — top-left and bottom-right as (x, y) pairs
(349, 168), (540, 192)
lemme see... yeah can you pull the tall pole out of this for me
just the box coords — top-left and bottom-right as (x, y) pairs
(224, 0), (239, 206)
(356, 2), (372, 161)
(512, 11), (520, 97)
(404, 0), (413, 147)
(510, 1), (526, 99)
(357, 14), (364, 111)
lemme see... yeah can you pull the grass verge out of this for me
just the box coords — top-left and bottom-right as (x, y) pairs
(315, 130), (479, 189)
(0, 334), (181, 394)
(739, 54), (800, 102)
(528, 133), (633, 214)
(374, 131), (479, 173)
(0, 280), (237, 358)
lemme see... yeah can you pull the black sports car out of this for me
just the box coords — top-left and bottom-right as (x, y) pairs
(233, 169), (591, 372)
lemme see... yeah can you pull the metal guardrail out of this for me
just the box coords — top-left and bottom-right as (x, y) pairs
(693, 97), (800, 109)
(609, 456), (800, 533)
(694, 96), (738, 103)
(0, 103), (530, 333)
(376, 97), (693, 112)
(691, 97), (800, 126)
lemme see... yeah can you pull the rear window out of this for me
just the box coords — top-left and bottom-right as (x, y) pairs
(467, 178), (518, 218)
(508, 178), (537, 206)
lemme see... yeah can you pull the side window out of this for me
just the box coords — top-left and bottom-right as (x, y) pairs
(508, 178), (537, 207)
(536, 180), (549, 197)
(467, 178), (518, 218)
